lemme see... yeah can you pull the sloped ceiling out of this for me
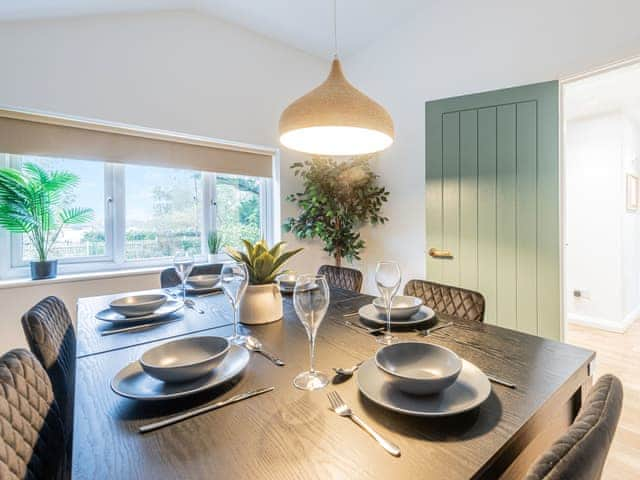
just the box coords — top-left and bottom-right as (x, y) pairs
(0, 0), (427, 58)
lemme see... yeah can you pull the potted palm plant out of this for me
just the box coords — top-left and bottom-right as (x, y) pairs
(0, 163), (94, 280)
(227, 239), (302, 324)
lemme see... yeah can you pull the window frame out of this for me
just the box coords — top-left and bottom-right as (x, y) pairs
(0, 156), (277, 280)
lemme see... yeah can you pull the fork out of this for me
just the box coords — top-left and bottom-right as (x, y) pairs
(327, 391), (401, 457)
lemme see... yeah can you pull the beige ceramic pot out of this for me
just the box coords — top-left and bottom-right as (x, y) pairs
(239, 283), (283, 325)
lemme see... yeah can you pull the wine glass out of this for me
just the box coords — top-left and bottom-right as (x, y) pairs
(173, 251), (194, 303)
(375, 261), (401, 345)
(221, 262), (249, 345)
(293, 274), (330, 391)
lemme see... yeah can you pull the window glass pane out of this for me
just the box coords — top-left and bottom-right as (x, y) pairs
(14, 156), (106, 261)
(124, 165), (203, 260)
(216, 174), (261, 248)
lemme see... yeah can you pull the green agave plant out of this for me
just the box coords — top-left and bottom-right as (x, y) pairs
(226, 239), (303, 285)
(0, 162), (94, 262)
(207, 230), (224, 254)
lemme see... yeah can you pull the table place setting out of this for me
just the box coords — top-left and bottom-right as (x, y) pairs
(95, 293), (185, 336)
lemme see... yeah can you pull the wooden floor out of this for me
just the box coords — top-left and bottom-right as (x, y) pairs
(566, 321), (640, 479)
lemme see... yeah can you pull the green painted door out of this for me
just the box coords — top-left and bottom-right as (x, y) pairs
(426, 82), (560, 339)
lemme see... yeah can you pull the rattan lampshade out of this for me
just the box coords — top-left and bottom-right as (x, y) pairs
(279, 59), (394, 156)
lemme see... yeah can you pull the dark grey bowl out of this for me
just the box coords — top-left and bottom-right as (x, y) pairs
(375, 342), (462, 395)
(187, 274), (220, 289)
(275, 273), (297, 289)
(109, 294), (167, 317)
(372, 295), (423, 319)
(140, 336), (230, 383)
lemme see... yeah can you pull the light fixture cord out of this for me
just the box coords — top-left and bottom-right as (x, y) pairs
(333, 0), (338, 58)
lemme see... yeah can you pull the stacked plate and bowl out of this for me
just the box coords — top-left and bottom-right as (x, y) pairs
(357, 341), (491, 417)
(359, 295), (435, 328)
(96, 293), (183, 325)
(111, 335), (250, 400)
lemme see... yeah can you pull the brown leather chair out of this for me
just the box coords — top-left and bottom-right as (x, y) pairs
(0, 348), (66, 480)
(160, 263), (223, 288)
(318, 265), (363, 293)
(525, 374), (623, 480)
(21, 296), (76, 448)
(404, 279), (485, 322)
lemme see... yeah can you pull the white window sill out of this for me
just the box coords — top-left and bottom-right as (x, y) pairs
(0, 266), (166, 290)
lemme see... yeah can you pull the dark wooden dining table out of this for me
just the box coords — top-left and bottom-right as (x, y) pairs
(73, 287), (594, 479)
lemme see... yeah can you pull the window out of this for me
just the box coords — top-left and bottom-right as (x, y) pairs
(124, 165), (203, 260)
(7, 155), (108, 265)
(1, 153), (273, 277)
(215, 174), (262, 248)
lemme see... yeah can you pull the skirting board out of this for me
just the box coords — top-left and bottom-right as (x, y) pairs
(568, 306), (640, 333)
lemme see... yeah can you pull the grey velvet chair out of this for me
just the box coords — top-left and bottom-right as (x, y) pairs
(160, 263), (223, 288)
(317, 265), (363, 293)
(404, 279), (485, 323)
(0, 348), (66, 480)
(525, 374), (623, 480)
(21, 296), (76, 473)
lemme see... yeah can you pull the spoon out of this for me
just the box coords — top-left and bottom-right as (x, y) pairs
(184, 299), (205, 314)
(245, 336), (285, 366)
(333, 361), (364, 377)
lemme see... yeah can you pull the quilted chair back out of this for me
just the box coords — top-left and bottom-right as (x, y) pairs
(21, 298), (76, 447)
(160, 263), (223, 288)
(317, 265), (363, 293)
(525, 374), (623, 480)
(404, 279), (485, 323)
(0, 349), (65, 480)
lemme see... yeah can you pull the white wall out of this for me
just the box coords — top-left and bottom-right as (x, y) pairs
(343, 0), (640, 294)
(565, 113), (640, 332)
(565, 114), (623, 330)
(0, 10), (327, 351)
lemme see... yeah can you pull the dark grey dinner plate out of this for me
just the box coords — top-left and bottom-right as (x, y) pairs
(96, 299), (184, 325)
(111, 344), (250, 401)
(358, 304), (436, 327)
(356, 358), (491, 417)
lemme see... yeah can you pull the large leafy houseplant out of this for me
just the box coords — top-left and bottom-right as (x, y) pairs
(284, 156), (389, 266)
(227, 239), (302, 285)
(0, 162), (94, 278)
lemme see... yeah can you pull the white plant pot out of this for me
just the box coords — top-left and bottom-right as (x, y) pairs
(208, 252), (229, 264)
(239, 283), (283, 325)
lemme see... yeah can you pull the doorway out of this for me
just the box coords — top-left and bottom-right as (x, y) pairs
(562, 58), (640, 479)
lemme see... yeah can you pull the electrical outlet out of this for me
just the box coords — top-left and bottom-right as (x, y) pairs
(573, 289), (591, 299)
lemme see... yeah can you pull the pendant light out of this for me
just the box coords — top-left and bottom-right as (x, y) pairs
(279, 0), (394, 156)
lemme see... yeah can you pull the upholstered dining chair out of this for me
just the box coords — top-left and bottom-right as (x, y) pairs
(0, 348), (66, 480)
(525, 374), (623, 480)
(317, 265), (363, 293)
(160, 263), (223, 288)
(404, 279), (485, 323)
(21, 297), (76, 455)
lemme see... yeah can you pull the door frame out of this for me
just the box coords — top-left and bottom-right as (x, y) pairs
(559, 53), (640, 341)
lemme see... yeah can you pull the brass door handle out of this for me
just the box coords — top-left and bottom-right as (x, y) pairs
(429, 248), (453, 259)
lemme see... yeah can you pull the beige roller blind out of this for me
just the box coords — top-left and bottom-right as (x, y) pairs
(0, 109), (274, 177)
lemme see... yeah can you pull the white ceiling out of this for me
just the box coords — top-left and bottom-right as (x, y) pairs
(0, 0), (427, 58)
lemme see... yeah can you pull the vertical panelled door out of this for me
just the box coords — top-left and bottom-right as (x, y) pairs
(426, 82), (560, 339)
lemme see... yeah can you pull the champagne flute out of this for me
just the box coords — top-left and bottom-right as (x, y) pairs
(221, 262), (249, 345)
(293, 274), (330, 390)
(375, 261), (401, 345)
(173, 251), (194, 303)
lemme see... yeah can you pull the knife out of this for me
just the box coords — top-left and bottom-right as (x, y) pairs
(138, 386), (275, 433)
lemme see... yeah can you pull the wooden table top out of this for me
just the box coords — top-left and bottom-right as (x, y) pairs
(73, 290), (594, 479)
